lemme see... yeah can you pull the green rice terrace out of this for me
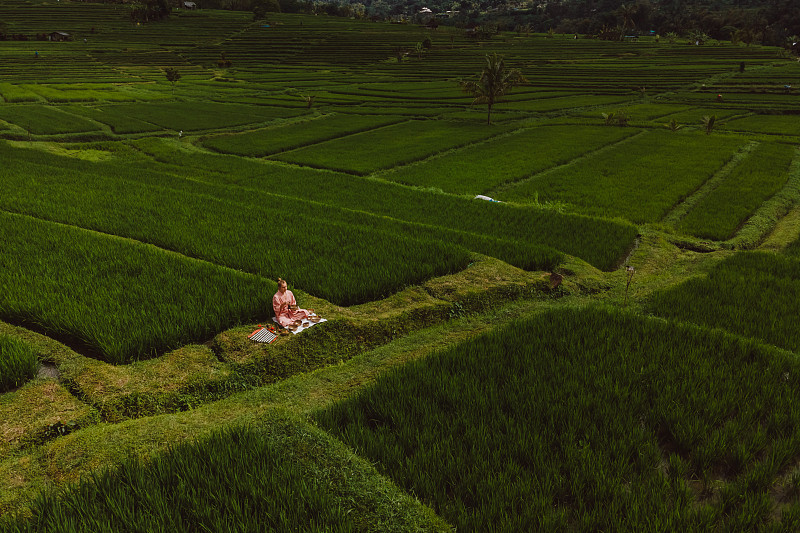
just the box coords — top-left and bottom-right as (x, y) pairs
(2, 1), (800, 530)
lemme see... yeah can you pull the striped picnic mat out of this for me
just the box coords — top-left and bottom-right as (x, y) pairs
(248, 327), (277, 344)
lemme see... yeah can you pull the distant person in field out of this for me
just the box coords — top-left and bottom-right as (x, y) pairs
(272, 278), (312, 327)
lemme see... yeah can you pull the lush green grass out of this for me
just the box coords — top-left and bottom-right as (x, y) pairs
(381, 125), (637, 195)
(659, 107), (747, 124)
(583, 103), (694, 121)
(201, 114), (404, 157)
(0, 335), (37, 393)
(316, 305), (800, 530)
(494, 94), (631, 112)
(647, 251), (800, 353)
(0, 84), (41, 103)
(0, 211), (276, 364)
(0, 142), (472, 306)
(127, 137), (632, 273)
(677, 143), (796, 240)
(126, 140), (567, 271)
(17, 85), (97, 103)
(0, 105), (99, 135)
(271, 120), (514, 175)
(80, 102), (308, 132)
(786, 229), (800, 257)
(725, 114), (800, 137)
(64, 105), (163, 134)
(497, 129), (747, 223)
(1, 418), (449, 532)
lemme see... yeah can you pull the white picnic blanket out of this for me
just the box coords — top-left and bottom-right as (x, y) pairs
(273, 314), (327, 334)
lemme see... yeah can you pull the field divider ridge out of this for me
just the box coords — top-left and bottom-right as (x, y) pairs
(485, 128), (648, 198)
(263, 118), (414, 160)
(660, 140), (759, 228)
(371, 125), (530, 180)
(726, 146), (800, 249)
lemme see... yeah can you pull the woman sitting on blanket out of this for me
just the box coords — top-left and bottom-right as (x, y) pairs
(273, 278), (313, 327)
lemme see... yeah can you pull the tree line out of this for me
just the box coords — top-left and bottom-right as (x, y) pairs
(94, 0), (799, 50)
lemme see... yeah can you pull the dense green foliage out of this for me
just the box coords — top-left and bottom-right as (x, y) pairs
(0, 142), (472, 307)
(0, 335), (37, 393)
(126, 139), (624, 271)
(1, 419), (447, 532)
(678, 143), (796, 240)
(0, 211), (277, 364)
(316, 306), (800, 530)
(648, 251), (800, 352)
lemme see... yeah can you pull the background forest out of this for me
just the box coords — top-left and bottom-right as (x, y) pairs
(94, 0), (800, 49)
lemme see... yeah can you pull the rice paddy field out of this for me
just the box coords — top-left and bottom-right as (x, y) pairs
(2, 1), (800, 530)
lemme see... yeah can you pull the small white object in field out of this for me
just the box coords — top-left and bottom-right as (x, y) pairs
(474, 195), (500, 202)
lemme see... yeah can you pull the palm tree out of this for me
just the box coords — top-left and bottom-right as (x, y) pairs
(301, 95), (315, 108)
(617, 3), (635, 32)
(460, 53), (527, 125)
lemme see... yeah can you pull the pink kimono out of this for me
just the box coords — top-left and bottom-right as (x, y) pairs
(272, 289), (309, 327)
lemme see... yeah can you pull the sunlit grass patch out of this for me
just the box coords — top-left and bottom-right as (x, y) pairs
(660, 106), (749, 124)
(0, 148), (472, 306)
(19, 85), (98, 103)
(0, 380), (99, 456)
(579, 103), (693, 121)
(494, 93), (631, 112)
(0, 84), (42, 103)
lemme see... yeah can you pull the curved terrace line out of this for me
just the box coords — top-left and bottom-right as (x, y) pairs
(485, 128), (648, 199)
(660, 140), (759, 227)
(0, 208), (273, 285)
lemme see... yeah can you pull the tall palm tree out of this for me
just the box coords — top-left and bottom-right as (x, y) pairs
(460, 53), (527, 125)
(617, 3), (635, 32)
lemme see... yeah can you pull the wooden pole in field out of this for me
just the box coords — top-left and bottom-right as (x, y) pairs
(624, 266), (635, 306)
